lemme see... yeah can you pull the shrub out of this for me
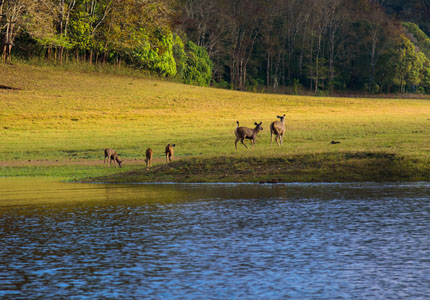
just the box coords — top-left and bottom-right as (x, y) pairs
(182, 41), (212, 86)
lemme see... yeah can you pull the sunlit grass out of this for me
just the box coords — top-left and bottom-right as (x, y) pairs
(1, 62), (430, 181)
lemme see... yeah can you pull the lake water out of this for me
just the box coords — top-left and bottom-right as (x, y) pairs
(1, 178), (429, 299)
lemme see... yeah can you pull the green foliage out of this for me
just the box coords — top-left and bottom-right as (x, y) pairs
(172, 36), (214, 86)
(69, 12), (92, 51)
(182, 41), (212, 86)
(402, 22), (430, 57)
(130, 29), (177, 77)
(35, 35), (74, 50)
(172, 34), (187, 79)
(421, 59), (430, 93)
(393, 35), (427, 92)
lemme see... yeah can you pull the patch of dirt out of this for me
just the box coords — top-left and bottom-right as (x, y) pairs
(0, 157), (173, 167)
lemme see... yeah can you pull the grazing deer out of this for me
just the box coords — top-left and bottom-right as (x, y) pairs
(234, 121), (263, 150)
(145, 148), (153, 170)
(165, 144), (175, 163)
(104, 148), (122, 168)
(270, 114), (286, 147)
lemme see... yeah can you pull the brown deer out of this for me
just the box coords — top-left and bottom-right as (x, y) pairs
(234, 121), (263, 150)
(165, 144), (175, 163)
(145, 148), (153, 170)
(270, 114), (286, 147)
(104, 148), (122, 168)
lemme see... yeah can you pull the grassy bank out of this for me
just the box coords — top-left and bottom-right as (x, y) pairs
(1, 62), (430, 183)
(86, 152), (430, 183)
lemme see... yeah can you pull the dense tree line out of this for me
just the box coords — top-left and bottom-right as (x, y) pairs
(181, 0), (430, 94)
(1, 0), (430, 94)
(0, 0), (212, 85)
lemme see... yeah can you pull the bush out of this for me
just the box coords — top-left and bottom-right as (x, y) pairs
(129, 29), (177, 77)
(182, 41), (212, 86)
(172, 34), (187, 80)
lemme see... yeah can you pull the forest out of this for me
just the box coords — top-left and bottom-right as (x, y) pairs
(1, 0), (430, 94)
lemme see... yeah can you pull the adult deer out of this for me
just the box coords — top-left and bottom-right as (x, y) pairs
(165, 144), (175, 163)
(234, 121), (263, 150)
(104, 148), (122, 168)
(145, 148), (153, 170)
(270, 114), (286, 147)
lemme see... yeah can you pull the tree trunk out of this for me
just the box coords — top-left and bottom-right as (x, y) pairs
(89, 49), (93, 64)
(2, 22), (11, 63)
(266, 51), (270, 88)
(59, 47), (64, 64)
(2, 44), (8, 63)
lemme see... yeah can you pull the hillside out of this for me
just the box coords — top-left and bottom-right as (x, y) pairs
(1, 63), (430, 182)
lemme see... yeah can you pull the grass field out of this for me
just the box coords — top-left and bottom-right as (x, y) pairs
(1, 62), (430, 182)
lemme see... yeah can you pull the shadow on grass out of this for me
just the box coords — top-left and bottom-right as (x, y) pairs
(0, 84), (21, 90)
(83, 151), (430, 183)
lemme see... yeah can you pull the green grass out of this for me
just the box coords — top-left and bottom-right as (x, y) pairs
(86, 152), (430, 183)
(1, 61), (430, 182)
(0, 165), (142, 182)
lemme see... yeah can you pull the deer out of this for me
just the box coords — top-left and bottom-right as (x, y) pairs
(104, 148), (122, 168)
(270, 114), (286, 147)
(165, 144), (175, 163)
(234, 121), (263, 150)
(145, 148), (153, 170)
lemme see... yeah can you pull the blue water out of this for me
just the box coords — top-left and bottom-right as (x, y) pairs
(1, 180), (430, 299)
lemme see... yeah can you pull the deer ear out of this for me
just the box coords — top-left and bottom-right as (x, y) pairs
(283, 114), (286, 116)
(259, 122), (262, 125)
(172, 144), (176, 147)
(254, 122), (258, 125)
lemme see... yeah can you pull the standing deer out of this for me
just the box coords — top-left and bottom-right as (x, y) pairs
(165, 144), (175, 163)
(145, 148), (153, 170)
(104, 148), (122, 168)
(270, 114), (286, 147)
(234, 121), (263, 150)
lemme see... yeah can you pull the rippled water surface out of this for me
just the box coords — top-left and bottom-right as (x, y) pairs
(1, 178), (430, 299)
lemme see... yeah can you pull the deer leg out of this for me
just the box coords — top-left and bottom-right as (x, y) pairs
(235, 138), (239, 150)
(276, 134), (281, 147)
(240, 138), (248, 149)
(280, 134), (284, 147)
(271, 131), (274, 147)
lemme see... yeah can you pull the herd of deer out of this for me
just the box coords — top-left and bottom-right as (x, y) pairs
(104, 114), (286, 170)
(104, 144), (175, 170)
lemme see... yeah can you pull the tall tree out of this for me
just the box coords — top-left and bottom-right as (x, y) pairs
(1, 0), (53, 62)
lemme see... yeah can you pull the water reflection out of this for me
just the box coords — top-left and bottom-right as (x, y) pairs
(0, 178), (429, 299)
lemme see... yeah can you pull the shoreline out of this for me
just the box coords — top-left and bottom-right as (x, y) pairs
(78, 152), (430, 184)
(2, 152), (429, 184)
